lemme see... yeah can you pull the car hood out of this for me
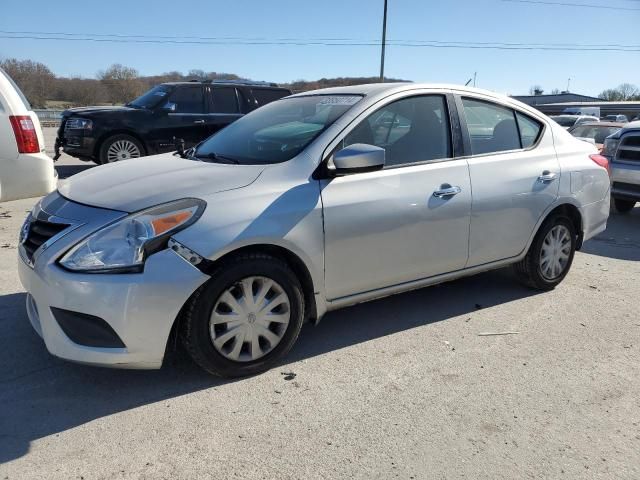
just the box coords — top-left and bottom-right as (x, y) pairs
(63, 106), (142, 117)
(58, 154), (264, 212)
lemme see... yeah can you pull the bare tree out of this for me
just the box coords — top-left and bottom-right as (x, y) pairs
(529, 85), (544, 96)
(550, 88), (561, 95)
(97, 64), (144, 104)
(0, 58), (55, 108)
(599, 83), (640, 101)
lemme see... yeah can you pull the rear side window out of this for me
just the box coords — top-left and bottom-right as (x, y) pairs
(516, 112), (542, 148)
(462, 98), (520, 155)
(252, 88), (289, 106)
(210, 87), (239, 114)
(167, 86), (204, 113)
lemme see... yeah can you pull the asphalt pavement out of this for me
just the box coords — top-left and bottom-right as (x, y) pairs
(0, 129), (639, 479)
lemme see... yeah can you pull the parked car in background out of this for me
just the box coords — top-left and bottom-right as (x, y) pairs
(568, 121), (624, 153)
(55, 80), (291, 164)
(602, 120), (640, 213)
(0, 67), (56, 202)
(19, 83), (610, 377)
(550, 115), (599, 129)
(602, 114), (628, 123)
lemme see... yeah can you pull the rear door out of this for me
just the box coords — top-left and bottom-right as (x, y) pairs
(204, 86), (243, 138)
(151, 85), (208, 151)
(458, 95), (559, 266)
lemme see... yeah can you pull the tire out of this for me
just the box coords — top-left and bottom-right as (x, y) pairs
(98, 134), (145, 164)
(181, 253), (305, 378)
(513, 214), (576, 291)
(614, 198), (636, 214)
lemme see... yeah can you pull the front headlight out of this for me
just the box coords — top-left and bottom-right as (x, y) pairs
(66, 117), (93, 130)
(59, 198), (206, 273)
(602, 138), (620, 158)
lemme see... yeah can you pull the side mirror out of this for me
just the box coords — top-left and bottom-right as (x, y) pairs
(331, 143), (385, 175)
(161, 102), (177, 113)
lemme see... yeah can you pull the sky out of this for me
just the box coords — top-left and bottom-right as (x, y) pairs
(1, 0), (639, 96)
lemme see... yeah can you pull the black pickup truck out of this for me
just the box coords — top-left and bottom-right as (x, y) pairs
(55, 80), (291, 164)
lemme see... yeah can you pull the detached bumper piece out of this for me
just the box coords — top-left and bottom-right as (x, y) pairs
(51, 307), (126, 348)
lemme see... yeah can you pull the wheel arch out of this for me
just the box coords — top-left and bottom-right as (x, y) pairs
(533, 201), (584, 251)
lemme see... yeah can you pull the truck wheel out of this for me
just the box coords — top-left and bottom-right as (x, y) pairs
(98, 134), (145, 164)
(614, 198), (636, 214)
(181, 253), (305, 378)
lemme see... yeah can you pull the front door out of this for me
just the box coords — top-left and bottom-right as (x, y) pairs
(321, 94), (472, 300)
(458, 96), (560, 267)
(151, 85), (209, 152)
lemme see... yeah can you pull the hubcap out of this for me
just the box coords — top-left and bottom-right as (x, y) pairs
(209, 276), (291, 362)
(539, 225), (572, 280)
(107, 140), (141, 162)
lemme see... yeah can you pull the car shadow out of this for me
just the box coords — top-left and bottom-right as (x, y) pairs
(581, 206), (640, 261)
(0, 268), (538, 463)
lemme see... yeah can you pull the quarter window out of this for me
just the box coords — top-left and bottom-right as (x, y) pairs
(516, 112), (543, 148)
(344, 95), (452, 167)
(210, 87), (239, 114)
(462, 98), (521, 155)
(166, 86), (204, 114)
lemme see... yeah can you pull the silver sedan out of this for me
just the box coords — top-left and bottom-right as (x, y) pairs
(18, 83), (611, 377)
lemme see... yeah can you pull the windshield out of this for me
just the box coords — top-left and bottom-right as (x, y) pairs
(127, 85), (173, 109)
(552, 116), (578, 127)
(570, 125), (621, 142)
(194, 95), (362, 164)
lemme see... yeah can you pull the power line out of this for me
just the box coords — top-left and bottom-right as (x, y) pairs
(1, 34), (639, 52)
(501, 0), (640, 11)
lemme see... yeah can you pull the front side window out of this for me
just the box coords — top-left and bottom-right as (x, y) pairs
(252, 88), (290, 106)
(344, 95), (451, 167)
(210, 87), (239, 114)
(166, 86), (204, 114)
(194, 94), (362, 164)
(462, 98), (521, 155)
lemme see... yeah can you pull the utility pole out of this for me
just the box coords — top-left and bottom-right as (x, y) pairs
(567, 77), (571, 92)
(379, 0), (388, 82)
(473, 71), (477, 87)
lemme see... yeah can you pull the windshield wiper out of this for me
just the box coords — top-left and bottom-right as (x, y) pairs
(195, 152), (240, 164)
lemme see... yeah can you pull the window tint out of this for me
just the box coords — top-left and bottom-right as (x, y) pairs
(210, 87), (239, 114)
(166, 86), (204, 113)
(252, 88), (289, 106)
(344, 95), (451, 167)
(462, 98), (520, 155)
(516, 112), (542, 148)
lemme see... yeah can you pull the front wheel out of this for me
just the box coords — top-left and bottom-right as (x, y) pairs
(98, 134), (145, 164)
(181, 253), (305, 377)
(614, 198), (636, 214)
(514, 214), (576, 290)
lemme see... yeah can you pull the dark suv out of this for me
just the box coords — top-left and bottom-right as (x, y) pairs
(55, 80), (291, 164)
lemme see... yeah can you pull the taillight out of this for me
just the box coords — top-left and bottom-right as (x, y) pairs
(590, 153), (610, 176)
(9, 115), (40, 154)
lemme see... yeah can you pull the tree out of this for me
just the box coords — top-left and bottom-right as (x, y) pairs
(0, 58), (55, 108)
(599, 83), (640, 101)
(529, 85), (544, 96)
(550, 88), (561, 95)
(97, 64), (144, 104)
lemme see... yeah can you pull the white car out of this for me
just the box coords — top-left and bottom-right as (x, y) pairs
(18, 83), (611, 377)
(0, 68), (56, 202)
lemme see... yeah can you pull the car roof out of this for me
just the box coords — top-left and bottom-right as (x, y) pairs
(160, 81), (288, 89)
(575, 121), (624, 127)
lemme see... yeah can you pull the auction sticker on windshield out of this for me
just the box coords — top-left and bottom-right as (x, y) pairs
(317, 96), (361, 106)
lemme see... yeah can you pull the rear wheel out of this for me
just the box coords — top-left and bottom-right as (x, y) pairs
(181, 253), (304, 378)
(514, 214), (576, 290)
(614, 198), (636, 214)
(98, 134), (144, 164)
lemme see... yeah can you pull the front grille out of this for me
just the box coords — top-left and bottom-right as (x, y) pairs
(23, 219), (70, 261)
(615, 133), (640, 164)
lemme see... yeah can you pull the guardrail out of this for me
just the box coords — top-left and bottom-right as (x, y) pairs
(33, 109), (64, 128)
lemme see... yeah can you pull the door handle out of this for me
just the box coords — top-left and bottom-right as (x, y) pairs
(537, 171), (557, 183)
(193, 119), (205, 124)
(433, 185), (462, 198)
